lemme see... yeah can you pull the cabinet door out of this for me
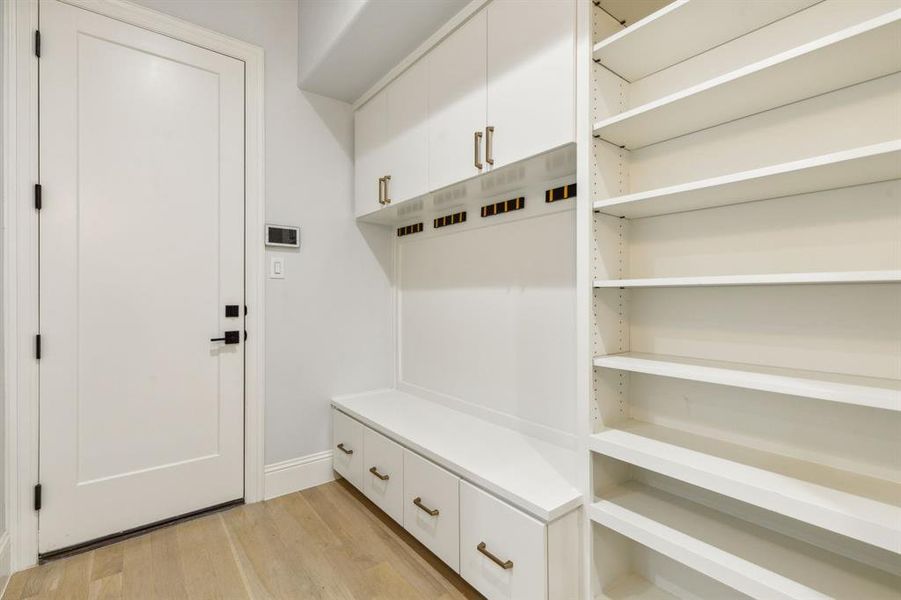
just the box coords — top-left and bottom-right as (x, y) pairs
(354, 90), (387, 218)
(460, 481), (547, 600)
(486, 0), (575, 169)
(428, 9), (487, 192)
(403, 450), (460, 571)
(362, 428), (404, 525)
(385, 60), (429, 204)
(332, 409), (364, 488)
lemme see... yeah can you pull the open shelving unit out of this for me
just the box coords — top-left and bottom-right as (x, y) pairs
(592, 9), (901, 149)
(591, 0), (820, 82)
(592, 352), (901, 412)
(593, 269), (901, 289)
(589, 420), (901, 553)
(579, 0), (901, 597)
(592, 141), (901, 218)
(589, 482), (901, 600)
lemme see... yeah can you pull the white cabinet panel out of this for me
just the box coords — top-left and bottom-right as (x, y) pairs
(427, 9), (487, 191)
(486, 0), (575, 169)
(403, 450), (461, 571)
(332, 409), (364, 487)
(362, 428), (404, 524)
(460, 481), (547, 600)
(354, 91), (387, 218)
(385, 60), (429, 204)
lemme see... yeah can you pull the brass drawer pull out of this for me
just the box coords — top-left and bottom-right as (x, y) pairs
(369, 466), (389, 481)
(485, 126), (495, 165)
(336, 443), (353, 455)
(413, 497), (439, 516)
(474, 131), (483, 170)
(477, 542), (513, 570)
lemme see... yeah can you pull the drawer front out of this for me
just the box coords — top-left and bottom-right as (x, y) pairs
(460, 481), (547, 600)
(362, 428), (404, 524)
(332, 409), (363, 488)
(403, 450), (460, 571)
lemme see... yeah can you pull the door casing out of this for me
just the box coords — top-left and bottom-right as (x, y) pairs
(1, 0), (266, 571)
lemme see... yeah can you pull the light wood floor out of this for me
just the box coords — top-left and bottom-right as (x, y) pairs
(4, 480), (483, 600)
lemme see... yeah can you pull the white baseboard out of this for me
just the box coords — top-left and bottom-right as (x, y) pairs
(0, 530), (10, 597)
(264, 450), (335, 500)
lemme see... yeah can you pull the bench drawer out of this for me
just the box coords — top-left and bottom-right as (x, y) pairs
(460, 480), (547, 600)
(362, 427), (404, 524)
(403, 450), (460, 571)
(332, 409), (363, 487)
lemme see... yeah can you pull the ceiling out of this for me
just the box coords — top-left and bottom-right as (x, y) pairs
(298, 0), (470, 103)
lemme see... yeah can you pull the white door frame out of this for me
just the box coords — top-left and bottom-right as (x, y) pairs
(2, 0), (266, 570)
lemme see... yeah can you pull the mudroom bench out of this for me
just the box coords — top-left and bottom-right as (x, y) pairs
(331, 389), (582, 600)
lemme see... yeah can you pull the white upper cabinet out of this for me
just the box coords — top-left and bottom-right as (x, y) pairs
(353, 0), (575, 217)
(427, 9), (488, 192)
(486, 0), (575, 170)
(385, 60), (430, 205)
(354, 90), (388, 218)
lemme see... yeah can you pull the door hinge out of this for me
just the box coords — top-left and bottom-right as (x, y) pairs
(34, 30), (41, 58)
(34, 183), (42, 210)
(244, 330), (248, 342)
(35, 334), (41, 360)
(34, 484), (42, 511)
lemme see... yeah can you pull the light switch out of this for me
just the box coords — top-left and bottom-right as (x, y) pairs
(269, 256), (285, 279)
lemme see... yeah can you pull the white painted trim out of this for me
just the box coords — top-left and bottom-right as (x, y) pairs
(4, 0), (41, 573)
(351, 0), (490, 110)
(263, 451), (336, 500)
(0, 531), (11, 597)
(3, 0), (266, 570)
(574, 0), (594, 598)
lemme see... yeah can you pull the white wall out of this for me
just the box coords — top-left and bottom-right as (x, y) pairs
(297, 0), (469, 101)
(398, 188), (577, 446)
(129, 0), (395, 464)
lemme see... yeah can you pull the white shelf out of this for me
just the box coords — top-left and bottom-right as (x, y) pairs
(589, 481), (901, 600)
(592, 141), (901, 218)
(592, 10), (901, 149)
(593, 0), (819, 82)
(592, 352), (901, 412)
(600, 573), (678, 600)
(594, 269), (901, 289)
(332, 389), (581, 522)
(588, 420), (901, 553)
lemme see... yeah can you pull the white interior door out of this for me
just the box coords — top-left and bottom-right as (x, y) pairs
(38, 0), (245, 553)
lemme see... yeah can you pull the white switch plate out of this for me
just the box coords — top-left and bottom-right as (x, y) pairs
(269, 256), (285, 279)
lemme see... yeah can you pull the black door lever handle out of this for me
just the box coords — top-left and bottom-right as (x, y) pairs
(211, 331), (240, 344)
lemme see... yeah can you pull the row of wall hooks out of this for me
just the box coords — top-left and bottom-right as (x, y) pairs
(396, 182), (576, 237)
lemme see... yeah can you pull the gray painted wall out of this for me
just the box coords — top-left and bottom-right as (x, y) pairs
(129, 0), (395, 464)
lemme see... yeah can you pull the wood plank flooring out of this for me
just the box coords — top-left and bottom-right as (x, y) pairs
(4, 480), (483, 600)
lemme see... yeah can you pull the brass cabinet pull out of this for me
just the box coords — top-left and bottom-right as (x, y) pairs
(412, 497), (439, 516)
(336, 443), (353, 455)
(378, 176), (385, 205)
(369, 466), (389, 481)
(474, 131), (483, 170)
(383, 174), (392, 205)
(485, 126), (495, 165)
(477, 542), (513, 570)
